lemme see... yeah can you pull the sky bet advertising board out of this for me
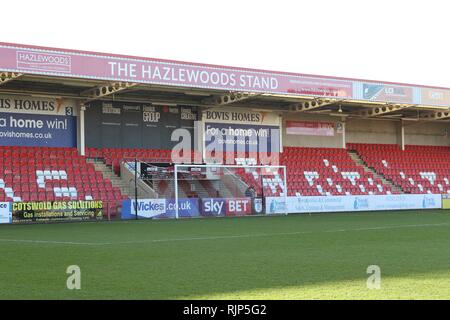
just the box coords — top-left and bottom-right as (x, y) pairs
(121, 198), (200, 219)
(0, 95), (77, 147)
(200, 198), (252, 217)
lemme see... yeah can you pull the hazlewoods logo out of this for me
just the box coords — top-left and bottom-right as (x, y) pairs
(16, 51), (72, 73)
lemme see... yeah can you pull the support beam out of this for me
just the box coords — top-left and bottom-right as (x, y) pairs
(82, 81), (137, 102)
(293, 98), (340, 112)
(78, 103), (86, 156)
(203, 92), (256, 106)
(0, 72), (22, 86)
(397, 121), (405, 150)
(359, 104), (412, 117)
(340, 121), (346, 149)
(419, 111), (450, 121)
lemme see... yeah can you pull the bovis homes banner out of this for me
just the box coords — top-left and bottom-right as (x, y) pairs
(202, 108), (281, 153)
(0, 95), (77, 147)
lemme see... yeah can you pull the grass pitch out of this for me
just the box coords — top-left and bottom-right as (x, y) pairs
(0, 210), (449, 299)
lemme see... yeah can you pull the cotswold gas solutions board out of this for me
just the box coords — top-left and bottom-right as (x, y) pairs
(0, 95), (77, 147)
(12, 200), (103, 223)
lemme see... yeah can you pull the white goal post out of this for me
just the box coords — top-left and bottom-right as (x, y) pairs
(174, 164), (288, 218)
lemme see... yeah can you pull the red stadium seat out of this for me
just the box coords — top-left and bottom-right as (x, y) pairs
(348, 143), (450, 195)
(0, 146), (127, 217)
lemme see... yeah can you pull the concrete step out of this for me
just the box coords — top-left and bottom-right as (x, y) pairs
(87, 158), (131, 196)
(154, 182), (187, 198)
(190, 180), (213, 199)
(348, 151), (404, 193)
(216, 180), (235, 198)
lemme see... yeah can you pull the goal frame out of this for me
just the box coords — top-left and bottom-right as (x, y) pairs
(174, 164), (288, 218)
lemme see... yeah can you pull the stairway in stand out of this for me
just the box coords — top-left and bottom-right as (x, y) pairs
(86, 159), (131, 197)
(348, 150), (404, 194)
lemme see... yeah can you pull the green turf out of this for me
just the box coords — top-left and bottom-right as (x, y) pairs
(0, 210), (449, 299)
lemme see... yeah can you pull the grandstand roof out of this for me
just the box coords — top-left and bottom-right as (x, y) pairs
(1, 42), (450, 122)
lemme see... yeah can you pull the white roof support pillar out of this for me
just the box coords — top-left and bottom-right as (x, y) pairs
(77, 103), (86, 156)
(397, 120), (405, 151)
(341, 121), (346, 149)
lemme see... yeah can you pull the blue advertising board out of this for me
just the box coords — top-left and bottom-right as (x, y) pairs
(0, 112), (77, 147)
(121, 198), (200, 219)
(123, 197), (256, 219)
(200, 198), (226, 216)
(204, 122), (280, 153)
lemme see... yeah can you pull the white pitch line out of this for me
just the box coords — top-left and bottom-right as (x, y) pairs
(0, 238), (113, 246)
(323, 222), (450, 233)
(0, 222), (449, 247)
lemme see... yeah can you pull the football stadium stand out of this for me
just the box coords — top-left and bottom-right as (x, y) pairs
(281, 146), (395, 196)
(349, 143), (450, 195)
(85, 146), (397, 198)
(1, 42), (450, 221)
(85, 143), (450, 199)
(0, 146), (127, 217)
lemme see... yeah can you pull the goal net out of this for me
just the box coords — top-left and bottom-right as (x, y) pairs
(173, 163), (288, 218)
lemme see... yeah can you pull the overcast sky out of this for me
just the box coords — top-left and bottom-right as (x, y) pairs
(1, 0), (448, 88)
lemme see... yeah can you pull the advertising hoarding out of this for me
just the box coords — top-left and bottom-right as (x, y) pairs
(0, 202), (12, 224)
(266, 194), (442, 214)
(362, 84), (413, 104)
(0, 44), (353, 99)
(121, 198), (200, 219)
(0, 95), (77, 147)
(12, 200), (103, 223)
(286, 121), (335, 136)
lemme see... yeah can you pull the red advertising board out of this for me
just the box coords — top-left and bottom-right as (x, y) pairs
(286, 121), (335, 136)
(225, 198), (252, 216)
(4, 42), (450, 106)
(286, 78), (352, 98)
(421, 88), (450, 106)
(0, 43), (352, 99)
